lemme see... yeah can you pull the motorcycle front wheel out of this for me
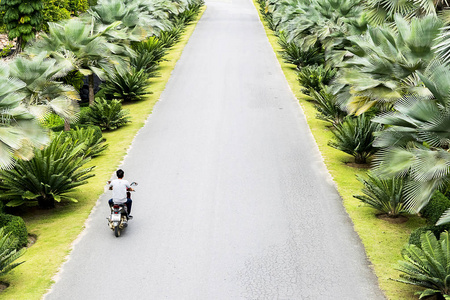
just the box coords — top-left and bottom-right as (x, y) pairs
(114, 226), (121, 237)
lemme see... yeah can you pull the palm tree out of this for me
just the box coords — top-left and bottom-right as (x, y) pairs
(364, 0), (450, 25)
(7, 53), (79, 130)
(271, 0), (366, 62)
(27, 18), (123, 106)
(338, 14), (442, 114)
(87, 0), (170, 41)
(372, 63), (450, 214)
(0, 63), (49, 169)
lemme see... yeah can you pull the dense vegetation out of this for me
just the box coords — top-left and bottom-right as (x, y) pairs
(0, 0), (203, 291)
(257, 0), (450, 298)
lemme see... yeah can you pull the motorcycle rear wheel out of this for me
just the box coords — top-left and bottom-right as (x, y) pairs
(114, 226), (121, 237)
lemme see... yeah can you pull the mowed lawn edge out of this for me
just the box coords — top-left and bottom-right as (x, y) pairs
(251, 2), (425, 299)
(1, 7), (206, 300)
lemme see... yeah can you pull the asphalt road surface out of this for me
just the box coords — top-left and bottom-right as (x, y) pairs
(44, 0), (385, 299)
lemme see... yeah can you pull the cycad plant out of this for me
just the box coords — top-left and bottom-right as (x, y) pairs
(102, 67), (150, 102)
(0, 133), (95, 208)
(62, 126), (108, 158)
(0, 228), (26, 277)
(310, 87), (347, 126)
(397, 231), (450, 299)
(277, 31), (324, 69)
(354, 172), (407, 217)
(86, 98), (130, 130)
(297, 65), (336, 94)
(328, 114), (381, 164)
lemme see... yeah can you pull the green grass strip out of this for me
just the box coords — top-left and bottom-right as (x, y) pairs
(0, 8), (206, 300)
(252, 3), (425, 300)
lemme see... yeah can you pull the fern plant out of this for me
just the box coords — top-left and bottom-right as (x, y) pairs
(397, 231), (450, 299)
(0, 133), (95, 208)
(0, 228), (26, 277)
(328, 114), (381, 164)
(158, 25), (184, 49)
(86, 98), (130, 131)
(103, 67), (150, 102)
(354, 172), (407, 217)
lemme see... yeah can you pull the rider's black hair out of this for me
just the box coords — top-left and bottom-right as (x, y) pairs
(116, 169), (124, 179)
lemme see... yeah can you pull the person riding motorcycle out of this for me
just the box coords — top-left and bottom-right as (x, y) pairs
(108, 169), (134, 218)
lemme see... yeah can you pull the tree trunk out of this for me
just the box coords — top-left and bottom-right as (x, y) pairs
(64, 118), (70, 131)
(89, 74), (95, 106)
(12, 37), (23, 56)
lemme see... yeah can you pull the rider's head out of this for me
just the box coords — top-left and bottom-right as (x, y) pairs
(116, 169), (124, 179)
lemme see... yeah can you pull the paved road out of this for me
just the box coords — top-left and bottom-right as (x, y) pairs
(45, 0), (385, 299)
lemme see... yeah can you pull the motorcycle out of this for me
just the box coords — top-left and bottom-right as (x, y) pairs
(107, 181), (137, 237)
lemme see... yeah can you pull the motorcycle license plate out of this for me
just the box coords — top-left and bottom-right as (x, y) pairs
(111, 214), (121, 222)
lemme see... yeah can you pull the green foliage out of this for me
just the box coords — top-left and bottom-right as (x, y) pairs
(0, 227), (26, 277)
(310, 87), (347, 126)
(61, 126), (107, 158)
(0, 133), (95, 208)
(297, 65), (336, 94)
(158, 25), (184, 49)
(130, 37), (168, 76)
(59, 70), (85, 93)
(103, 67), (150, 102)
(42, 0), (70, 32)
(421, 191), (450, 225)
(40, 113), (64, 129)
(0, 214), (27, 250)
(42, 0), (89, 30)
(328, 114), (382, 164)
(408, 226), (438, 247)
(277, 31), (324, 69)
(340, 15), (443, 114)
(0, 0), (43, 51)
(354, 172), (408, 217)
(397, 231), (450, 299)
(0, 43), (13, 57)
(86, 98), (130, 131)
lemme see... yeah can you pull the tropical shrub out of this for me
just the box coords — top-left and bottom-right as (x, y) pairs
(0, 133), (95, 208)
(132, 37), (168, 64)
(354, 173), (407, 217)
(0, 214), (27, 250)
(310, 87), (347, 125)
(339, 15), (443, 114)
(86, 98), (130, 131)
(60, 70), (85, 93)
(277, 31), (324, 69)
(421, 191), (450, 225)
(159, 25), (184, 48)
(42, 0), (71, 31)
(328, 114), (381, 164)
(297, 65), (336, 94)
(41, 114), (65, 129)
(61, 126), (108, 158)
(0, 0), (43, 52)
(397, 231), (450, 299)
(130, 52), (161, 77)
(0, 227), (26, 277)
(102, 67), (150, 102)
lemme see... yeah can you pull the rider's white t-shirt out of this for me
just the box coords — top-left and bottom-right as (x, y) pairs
(109, 179), (131, 203)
